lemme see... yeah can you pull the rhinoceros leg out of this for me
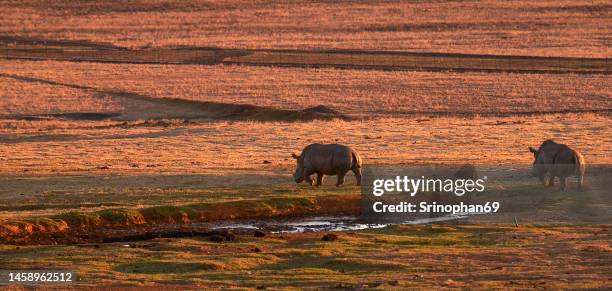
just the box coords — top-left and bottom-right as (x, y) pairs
(352, 167), (362, 186)
(547, 174), (555, 187)
(538, 173), (547, 185)
(577, 174), (584, 192)
(303, 168), (315, 186)
(559, 175), (567, 191)
(336, 170), (347, 187)
(316, 172), (324, 186)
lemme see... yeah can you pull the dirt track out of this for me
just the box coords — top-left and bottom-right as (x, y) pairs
(1, 36), (610, 74)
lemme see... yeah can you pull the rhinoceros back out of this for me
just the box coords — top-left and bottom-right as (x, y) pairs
(539, 140), (585, 177)
(302, 143), (357, 175)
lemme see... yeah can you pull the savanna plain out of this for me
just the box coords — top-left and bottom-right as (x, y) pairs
(0, 0), (611, 289)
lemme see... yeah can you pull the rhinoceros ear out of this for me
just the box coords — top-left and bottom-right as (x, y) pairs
(528, 147), (537, 153)
(291, 153), (300, 159)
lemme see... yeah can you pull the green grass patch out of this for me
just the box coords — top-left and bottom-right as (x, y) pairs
(114, 261), (223, 274)
(98, 209), (145, 225)
(256, 254), (406, 273)
(49, 212), (101, 227)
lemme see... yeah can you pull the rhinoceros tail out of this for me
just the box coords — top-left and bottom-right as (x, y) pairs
(351, 151), (362, 168)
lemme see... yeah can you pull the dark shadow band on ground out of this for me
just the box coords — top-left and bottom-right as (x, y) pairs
(0, 73), (610, 129)
(0, 73), (350, 123)
(1, 35), (610, 75)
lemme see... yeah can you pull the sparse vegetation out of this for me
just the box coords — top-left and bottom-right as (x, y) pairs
(0, 224), (609, 289)
(0, 0), (609, 288)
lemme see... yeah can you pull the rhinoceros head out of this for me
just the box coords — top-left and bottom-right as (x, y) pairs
(292, 153), (304, 183)
(528, 146), (546, 180)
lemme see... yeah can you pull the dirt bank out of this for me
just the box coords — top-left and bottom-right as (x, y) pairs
(0, 195), (359, 245)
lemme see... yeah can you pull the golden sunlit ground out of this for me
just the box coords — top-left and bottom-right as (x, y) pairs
(0, 0), (610, 289)
(1, 0), (610, 57)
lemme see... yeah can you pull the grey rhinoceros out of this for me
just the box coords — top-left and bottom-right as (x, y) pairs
(529, 139), (585, 191)
(292, 143), (362, 187)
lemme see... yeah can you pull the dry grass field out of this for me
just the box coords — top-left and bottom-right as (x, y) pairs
(1, 113), (609, 218)
(0, 0), (610, 288)
(1, 59), (610, 117)
(0, 75), (121, 116)
(1, 0), (610, 57)
(1, 115), (610, 176)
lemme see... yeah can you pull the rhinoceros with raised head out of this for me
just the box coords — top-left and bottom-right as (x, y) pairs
(292, 143), (362, 187)
(528, 139), (585, 191)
